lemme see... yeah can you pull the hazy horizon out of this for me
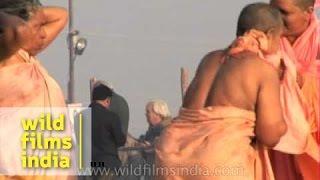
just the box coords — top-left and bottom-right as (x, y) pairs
(40, 0), (318, 137)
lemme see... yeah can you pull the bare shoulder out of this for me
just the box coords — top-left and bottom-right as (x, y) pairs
(197, 50), (225, 69)
(194, 49), (226, 82)
(203, 50), (225, 61)
(193, 50), (226, 77)
(182, 50), (225, 108)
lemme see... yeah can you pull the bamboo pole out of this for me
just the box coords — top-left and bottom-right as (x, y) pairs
(89, 77), (97, 102)
(180, 67), (189, 103)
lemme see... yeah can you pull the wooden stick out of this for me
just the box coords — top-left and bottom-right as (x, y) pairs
(180, 67), (189, 103)
(89, 77), (97, 102)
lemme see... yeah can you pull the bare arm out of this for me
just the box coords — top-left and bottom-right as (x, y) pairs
(183, 50), (224, 109)
(255, 62), (287, 147)
(38, 6), (68, 51)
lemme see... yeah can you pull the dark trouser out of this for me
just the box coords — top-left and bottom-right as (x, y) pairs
(90, 155), (122, 180)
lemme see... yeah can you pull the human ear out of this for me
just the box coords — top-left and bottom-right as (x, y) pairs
(264, 28), (276, 48)
(306, 6), (314, 14)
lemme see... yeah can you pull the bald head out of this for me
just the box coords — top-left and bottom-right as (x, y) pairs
(237, 3), (283, 36)
(294, 0), (315, 9)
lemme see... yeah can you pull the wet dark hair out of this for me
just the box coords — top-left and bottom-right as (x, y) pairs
(92, 84), (113, 101)
(236, 2), (283, 36)
(0, 0), (42, 21)
(294, 0), (315, 10)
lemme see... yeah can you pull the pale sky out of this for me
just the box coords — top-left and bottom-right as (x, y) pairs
(39, 0), (318, 137)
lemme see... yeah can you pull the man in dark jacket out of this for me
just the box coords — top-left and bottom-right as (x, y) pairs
(90, 84), (126, 179)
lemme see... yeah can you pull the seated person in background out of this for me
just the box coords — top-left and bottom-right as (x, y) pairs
(140, 99), (172, 179)
(141, 99), (172, 145)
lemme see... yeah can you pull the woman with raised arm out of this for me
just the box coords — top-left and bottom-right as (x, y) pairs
(0, 0), (73, 179)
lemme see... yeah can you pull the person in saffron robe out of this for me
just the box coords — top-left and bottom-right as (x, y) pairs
(269, 0), (320, 179)
(155, 3), (287, 180)
(0, 0), (73, 179)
